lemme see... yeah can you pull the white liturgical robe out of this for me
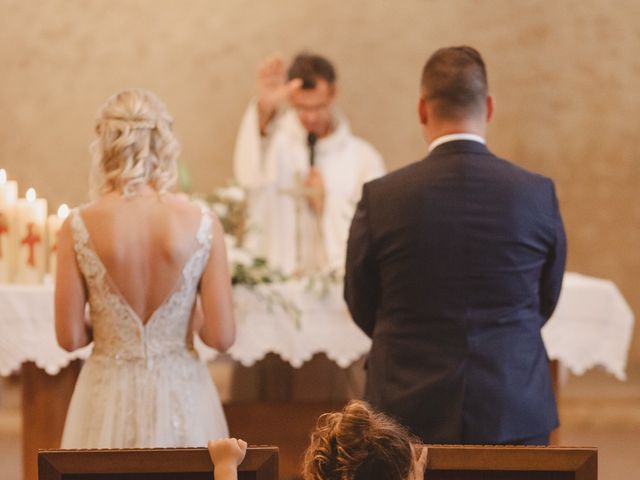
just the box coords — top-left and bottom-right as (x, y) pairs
(234, 101), (385, 275)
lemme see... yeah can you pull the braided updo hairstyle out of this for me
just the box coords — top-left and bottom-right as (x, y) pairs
(90, 88), (179, 198)
(303, 400), (416, 480)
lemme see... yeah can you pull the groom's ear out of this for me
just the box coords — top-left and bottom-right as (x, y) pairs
(418, 97), (428, 125)
(485, 95), (494, 123)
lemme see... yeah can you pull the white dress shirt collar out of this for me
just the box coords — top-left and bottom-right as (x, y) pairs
(428, 133), (486, 152)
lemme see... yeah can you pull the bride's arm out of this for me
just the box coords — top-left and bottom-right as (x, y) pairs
(198, 214), (236, 352)
(55, 218), (91, 352)
(190, 295), (204, 333)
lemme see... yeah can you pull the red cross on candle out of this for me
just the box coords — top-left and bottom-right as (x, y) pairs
(51, 231), (60, 255)
(20, 223), (41, 268)
(0, 212), (8, 259)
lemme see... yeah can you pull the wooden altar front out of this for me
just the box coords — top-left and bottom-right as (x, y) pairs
(21, 362), (80, 480)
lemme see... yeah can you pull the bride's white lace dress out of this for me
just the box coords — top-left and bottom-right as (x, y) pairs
(61, 206), (228, 448)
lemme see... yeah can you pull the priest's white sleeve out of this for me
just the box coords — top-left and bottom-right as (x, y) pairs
(322, 140), (386, 273)
(358, 143), (386, 187)
(232, 100), (278, 188)
(232, 101), (280, 262)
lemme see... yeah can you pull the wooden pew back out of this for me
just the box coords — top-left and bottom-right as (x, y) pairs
(38, 446), (278, 480)
(423, 445), (597, 480)
(38, 444), (597, 480)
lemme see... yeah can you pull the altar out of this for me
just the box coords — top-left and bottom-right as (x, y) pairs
(0, 272), (635, 480)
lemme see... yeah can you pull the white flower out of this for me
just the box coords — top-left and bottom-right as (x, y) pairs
(228, 247), (254, 267)
(218, 186), (245, 203)
(213, 202), (229, 218)
(224, 234), (237, 251)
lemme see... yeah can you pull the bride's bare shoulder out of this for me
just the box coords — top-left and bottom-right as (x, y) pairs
(73, 198), (108, 218)
(161, 193), (208, 216)
(77, 193), (207, 224)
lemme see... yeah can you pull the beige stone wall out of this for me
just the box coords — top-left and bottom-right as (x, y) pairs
(1, 0), (638, 366)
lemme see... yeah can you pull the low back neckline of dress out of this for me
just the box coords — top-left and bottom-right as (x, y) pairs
(72, 205), (210, 329)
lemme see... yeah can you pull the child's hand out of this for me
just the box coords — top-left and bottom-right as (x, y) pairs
(208, 438), (248, 467)
(410, 445), (428, 480)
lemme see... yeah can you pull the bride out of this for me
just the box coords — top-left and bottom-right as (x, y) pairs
(55, 88), (234, 448)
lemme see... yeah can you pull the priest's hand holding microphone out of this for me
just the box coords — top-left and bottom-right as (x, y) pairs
(304, 132), (325, 216)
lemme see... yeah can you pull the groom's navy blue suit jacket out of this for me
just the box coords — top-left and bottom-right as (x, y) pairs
(345, 140), (567, 444)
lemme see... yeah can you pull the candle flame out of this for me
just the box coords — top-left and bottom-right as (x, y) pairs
(57, 204), (70, 219)
(26, 188), (36, 202)
(0, 169), (6, 184)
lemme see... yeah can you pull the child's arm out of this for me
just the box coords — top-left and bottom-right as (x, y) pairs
(208, 438), (248, 480)
(410, 445), (428, 480)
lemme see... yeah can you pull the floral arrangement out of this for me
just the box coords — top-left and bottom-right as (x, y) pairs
(199, 184), (301, 327)
(202, 185), (279, 283)
(182, 149), (344, 328)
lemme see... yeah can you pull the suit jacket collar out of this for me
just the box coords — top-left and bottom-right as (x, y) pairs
(427, 139), (492, 158)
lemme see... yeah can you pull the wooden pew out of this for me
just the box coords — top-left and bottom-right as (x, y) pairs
(422, 445), (597, 480)
(38, 446), (278, 480)
(38, 444), (597, 480)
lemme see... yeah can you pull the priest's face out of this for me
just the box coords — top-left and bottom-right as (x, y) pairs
(290, 78), (336, 138)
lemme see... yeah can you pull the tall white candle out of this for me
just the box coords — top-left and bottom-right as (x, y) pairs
(47, 203), (69, 281)
(15, 188), (47, 284)
(0, 169), (18, 283)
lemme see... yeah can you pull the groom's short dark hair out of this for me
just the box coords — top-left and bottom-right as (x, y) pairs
(421, 46), (488, 120)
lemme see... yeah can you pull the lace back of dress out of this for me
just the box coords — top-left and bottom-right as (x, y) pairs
(68, 205), (214, 358)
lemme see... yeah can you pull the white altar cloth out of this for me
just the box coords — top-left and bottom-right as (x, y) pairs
(541, 273), (634, 380)
(0, 284), (91, 375)
(0, 272), (634, 379)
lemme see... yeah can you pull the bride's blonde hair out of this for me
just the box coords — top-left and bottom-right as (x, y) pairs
(90, 88), (179, 198)
(303, 400), (416, 480)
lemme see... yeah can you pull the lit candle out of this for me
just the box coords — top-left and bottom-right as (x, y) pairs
(14, 188), (48, 284)
(47, 203), (69, 280)
(0, 169), (18, 283)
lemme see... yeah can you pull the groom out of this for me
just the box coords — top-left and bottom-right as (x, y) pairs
(344, 46), (566, 445)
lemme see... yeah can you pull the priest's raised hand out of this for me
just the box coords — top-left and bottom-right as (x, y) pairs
(256, 54), (303, 135)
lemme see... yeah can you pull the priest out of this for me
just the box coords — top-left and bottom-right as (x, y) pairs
(233, 52), (385, 275)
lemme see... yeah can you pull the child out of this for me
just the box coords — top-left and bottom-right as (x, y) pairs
(208, 400), (428, 480)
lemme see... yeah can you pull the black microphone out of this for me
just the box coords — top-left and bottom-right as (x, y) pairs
(307, 132), (317, 167)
